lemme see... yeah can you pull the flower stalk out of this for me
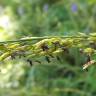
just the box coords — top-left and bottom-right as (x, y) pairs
(0, 33), (96, 69)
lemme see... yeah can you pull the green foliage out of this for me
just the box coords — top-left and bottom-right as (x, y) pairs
(0, 0), (96, 96)
(2, 0), (96, 38)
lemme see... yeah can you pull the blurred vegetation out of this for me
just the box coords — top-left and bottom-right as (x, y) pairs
(0, 0), (96, 96)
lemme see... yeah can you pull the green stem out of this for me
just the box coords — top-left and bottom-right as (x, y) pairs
(0, 35), (93, 44)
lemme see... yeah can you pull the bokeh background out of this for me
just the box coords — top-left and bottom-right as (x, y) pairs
(0, 0), (96, 96)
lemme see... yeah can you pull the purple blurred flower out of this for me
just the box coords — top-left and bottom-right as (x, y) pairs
(43, 4), (49, 12)
(71, 3), (78, 12)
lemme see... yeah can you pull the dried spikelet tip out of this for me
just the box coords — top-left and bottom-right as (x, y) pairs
(83, 60), (96, 70)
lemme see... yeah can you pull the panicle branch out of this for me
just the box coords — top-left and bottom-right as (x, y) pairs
(0, 32), (96, 69)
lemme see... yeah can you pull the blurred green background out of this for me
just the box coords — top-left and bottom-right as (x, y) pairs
(0, 0), (96, 96)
